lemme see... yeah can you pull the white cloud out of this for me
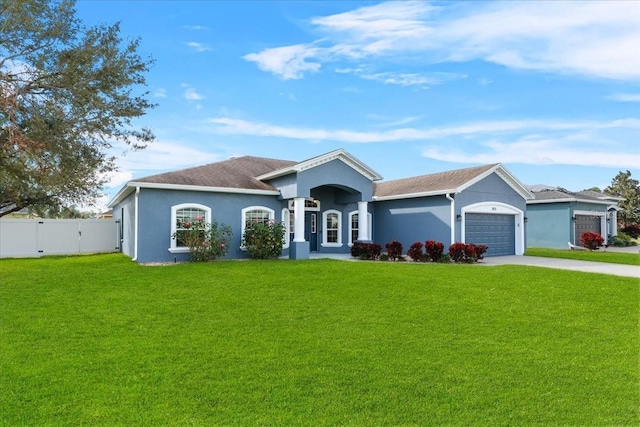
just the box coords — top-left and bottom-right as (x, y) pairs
(114, 141), (222, 173)
(186, 41), (212, 52)
(205, 115), (640, 169)
(360, 71), (466, 88)
(184, 87), (204, 101)
(154, 88), (167, 98)
(243, 0), (640, 81)
(607, 93), (640, 102)
(207, 116), (640, 143)
(243, 44), (322, 80)
(421, 135), (640, 169)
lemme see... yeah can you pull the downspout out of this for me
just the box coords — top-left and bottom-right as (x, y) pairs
(446, 193), (456, 246)
(132, 186), (140, 262)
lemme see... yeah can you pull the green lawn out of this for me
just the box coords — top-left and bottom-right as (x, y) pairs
(1, 254), (638, 426)
(526, 247), (640, 265)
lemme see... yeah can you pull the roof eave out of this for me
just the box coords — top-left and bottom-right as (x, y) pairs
(373, 189), (458, 201)
(108, 181), (281, 208)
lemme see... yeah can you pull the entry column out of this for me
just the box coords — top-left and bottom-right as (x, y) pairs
(290, 197), (310, 259)
(357, 201), (370, 241)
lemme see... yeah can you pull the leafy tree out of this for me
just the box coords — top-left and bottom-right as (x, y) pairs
(605, 170), (640, 227)
(0, 0), (155, 217)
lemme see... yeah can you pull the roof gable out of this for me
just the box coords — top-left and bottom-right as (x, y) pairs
(373, 163), (533, 201)
(256, 149), (383, 182)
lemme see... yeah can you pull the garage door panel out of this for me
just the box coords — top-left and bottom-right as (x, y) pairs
(574, 215), (601, 246)
(465, 213), (515, 257)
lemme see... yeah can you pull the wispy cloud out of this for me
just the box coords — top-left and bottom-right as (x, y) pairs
(607, 93), (640, 102)
(183, 25), (209, 31)
(186, 41), (212, 52)
(154, 88), (167, 98)
(421, 135), (639, 169)
(114, 141), (222, 173)
(205, 116), (640, 168)
(244, 1), (640, 81)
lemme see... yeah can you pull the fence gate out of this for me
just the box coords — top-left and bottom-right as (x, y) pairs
(0, 219), (120, 258)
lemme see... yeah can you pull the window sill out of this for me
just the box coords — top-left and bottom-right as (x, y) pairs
(168, 247), (190, 254)
(321, 243), (343, 248)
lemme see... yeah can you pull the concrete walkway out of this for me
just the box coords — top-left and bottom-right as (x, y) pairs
(480, 254), (640, 279)
(309, 249), (640, 279)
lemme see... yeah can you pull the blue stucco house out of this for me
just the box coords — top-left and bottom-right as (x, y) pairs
(526, 186), (621, 249)
(109, 149), (534, 262)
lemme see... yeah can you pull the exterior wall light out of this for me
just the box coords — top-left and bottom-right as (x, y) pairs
(524, 217), (528, 223)
(456, 214), (462, 221)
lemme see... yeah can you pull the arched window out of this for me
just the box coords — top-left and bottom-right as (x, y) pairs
(322, 209), (342, 247)
(170, 203), (211, 252)
(348, 211), (372, 246)
(241, 206), (275, 248)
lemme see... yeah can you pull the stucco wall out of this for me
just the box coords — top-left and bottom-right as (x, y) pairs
(373, 196), (451, 250)
(135, 189), (287, 263)
(113, 194), (136, 257)
(526, 203), (571, 249)
(297, 160), (374, 201)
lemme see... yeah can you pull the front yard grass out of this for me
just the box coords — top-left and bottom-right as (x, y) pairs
(1, 254), (638, 426)
(526, 247), (640, 265)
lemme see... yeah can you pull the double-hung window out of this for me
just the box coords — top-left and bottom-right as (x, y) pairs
(322, 209), (342, 247)
(348, 211), (372, 246)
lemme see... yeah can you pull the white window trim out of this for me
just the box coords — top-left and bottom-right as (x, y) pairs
(322, 209), (343, 248)
(348, 210), (372, 247)
(282, 208), (290, 249)
(169, 203), (211, 253)
(241, 206), (275, 250)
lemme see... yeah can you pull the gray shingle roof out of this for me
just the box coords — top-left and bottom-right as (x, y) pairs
(530, 188), (611, 203)
(373, 163), (498, 198)
(133, 156), (298, 191)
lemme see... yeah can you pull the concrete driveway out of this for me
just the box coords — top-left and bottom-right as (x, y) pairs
(481, 252), (640, 279)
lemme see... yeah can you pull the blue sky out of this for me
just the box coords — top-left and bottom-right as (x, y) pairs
(74, 1), (640, 209)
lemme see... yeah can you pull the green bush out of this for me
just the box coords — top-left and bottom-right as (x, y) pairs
(241, 220), (286, 259)
(172, 218), (232, 262)
(610, 232), (635, 247)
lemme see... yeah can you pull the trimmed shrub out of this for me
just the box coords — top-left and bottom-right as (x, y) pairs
(379, 253), (389, 261)
(580, 231), (604, 251)
(610, 232), (635, 247)
(471, 244), (488, 260)
(621, 224), (640, 239)
(242, 220), (286, 259)
(448, 243), (467, 263)
(448, 243), (487, 263)
(385, 240), (403, 261)
(407, 241), (424, 262)
(425, 240), (445, 262)
(351, 242), (382, 260)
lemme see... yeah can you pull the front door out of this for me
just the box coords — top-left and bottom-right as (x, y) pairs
(305, 212), (318, 252)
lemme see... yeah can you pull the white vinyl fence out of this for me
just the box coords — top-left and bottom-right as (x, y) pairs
(0, 219), (120, 258)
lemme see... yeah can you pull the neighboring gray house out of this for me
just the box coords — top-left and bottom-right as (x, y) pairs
(109, 149), (533, 262)
(526, 187), (621, 249)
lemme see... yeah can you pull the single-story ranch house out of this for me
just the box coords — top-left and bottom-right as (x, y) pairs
(109, 149), (536, 263)
(526, 186), (621, 249)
